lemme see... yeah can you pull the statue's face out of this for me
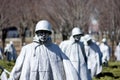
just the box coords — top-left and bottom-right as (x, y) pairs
(36, 30), (50, 42)
(73, 34), (82, 42)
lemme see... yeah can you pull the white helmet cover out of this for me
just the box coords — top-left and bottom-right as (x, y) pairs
(35, 20), (52, 33)
(72, 27), (83, 36)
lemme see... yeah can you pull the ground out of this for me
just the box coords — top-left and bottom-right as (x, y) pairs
(0, 60), (120, 80)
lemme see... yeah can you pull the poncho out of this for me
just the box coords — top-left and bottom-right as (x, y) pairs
(59, 36), (91, 80)
(8, 37), (80, 80)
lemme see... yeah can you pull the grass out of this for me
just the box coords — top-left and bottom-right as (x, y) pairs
(93, 61), (120, 80)
(0, 60), (15, 74)
(0, 60), (120, 80)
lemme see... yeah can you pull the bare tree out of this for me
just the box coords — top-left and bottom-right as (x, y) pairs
(0, 0), (120, 47)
